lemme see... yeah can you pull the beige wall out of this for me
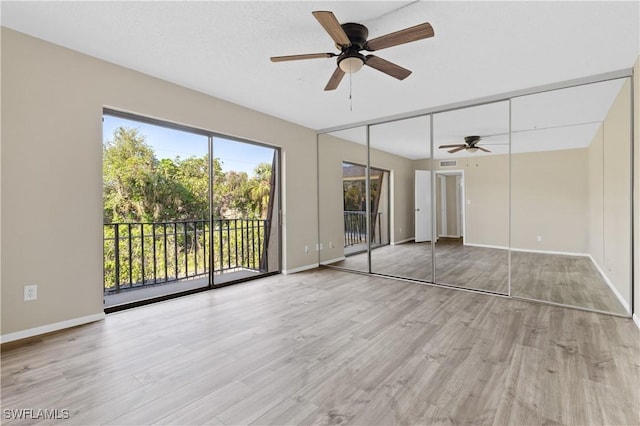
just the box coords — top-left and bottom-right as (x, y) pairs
(588, 126), (605, 266)
(1, 28), (319, 337)
(435, 174), (460, 237)
(634, 56), (639, 322)
(425, 149), (591, 253)
(436, 176), (443, 235)
(445, 175), (459, 236)
(600, 78), (632, 308)
(512, 148), (589, 253)
(435, 156), (510, 248)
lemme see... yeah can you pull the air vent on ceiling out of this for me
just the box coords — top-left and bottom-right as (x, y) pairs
(439, 160), (457, 168)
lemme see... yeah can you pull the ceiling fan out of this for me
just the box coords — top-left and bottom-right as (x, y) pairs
(439, 136), (491, 154)
(270, 11), (434, 91)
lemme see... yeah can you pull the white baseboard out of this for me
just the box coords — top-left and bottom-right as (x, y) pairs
(439, 235), (462, 239)
(588, 255), (631, 315)
(1, 312), (106, 344)
(633, 313), (640, 330)
(511, 247), (589, 257)
(321, 256), (346, 265)
(463, 242), (589, 257)
(463, 242), (508, 250)
(392, 237), (415, 245)
(282, 263), (319, 275)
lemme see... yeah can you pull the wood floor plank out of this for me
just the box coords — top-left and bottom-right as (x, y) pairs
(250, 396), (319, 426)
(337, 239), (628, 314)
(1, 269), (638, 425)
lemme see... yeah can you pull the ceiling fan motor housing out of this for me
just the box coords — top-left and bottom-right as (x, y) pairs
(339, 23), (368, 49)
(465, 135), (481, 146)
(337, 23), (368, 70)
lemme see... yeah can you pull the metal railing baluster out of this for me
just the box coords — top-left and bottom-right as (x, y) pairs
(174, 223), (178, 279)
(104, 218), (271, 294)
(152, 223), (157, 284)
(141, 223), (145, 285)
(194, 221), (198, 275)
(127, 223), (133, 289)
(114, 224), (120, 293)
(184, 222), (188, 278)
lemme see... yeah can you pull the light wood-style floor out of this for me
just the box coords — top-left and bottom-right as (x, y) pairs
(335, 239), (627, 315)
(2, 269), (639, 425)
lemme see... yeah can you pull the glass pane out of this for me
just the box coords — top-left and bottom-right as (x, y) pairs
(433, 101), (510, 294)
(510, 78), (631, 314)
(318, 127), (369, 273)
(102, 114), (210, 307)
(370, 115), (433, 282)
(211, 137), (280, 285)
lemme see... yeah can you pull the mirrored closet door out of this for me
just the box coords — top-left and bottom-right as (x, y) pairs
(318, 127), (370, 273)
(369, 115), (433, 282)
(510, 78), (632, 315)
(432, 101), (510, 294)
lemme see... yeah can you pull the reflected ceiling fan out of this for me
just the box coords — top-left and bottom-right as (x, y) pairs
(439, 136), (491, 154)
(270, 11), (434, 91)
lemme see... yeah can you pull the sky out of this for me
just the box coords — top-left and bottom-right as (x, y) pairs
(103, 115), (275, 175)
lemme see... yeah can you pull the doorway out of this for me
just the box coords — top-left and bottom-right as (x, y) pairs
(414, 170), (432, 243)
(435, 170), (464, 241)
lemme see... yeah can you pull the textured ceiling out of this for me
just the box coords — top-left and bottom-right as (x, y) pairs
(2, 1), (638, 134)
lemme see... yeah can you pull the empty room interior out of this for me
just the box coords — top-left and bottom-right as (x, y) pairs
(1, 1), (639, 425)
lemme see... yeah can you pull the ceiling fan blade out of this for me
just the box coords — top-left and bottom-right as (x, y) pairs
(448, 146), (466, 154)
(366, 22), (434, 51)
(271, 53), (336, 62)
(477, 146), (491, 153)
(438, 144), (466, 149)
(365, 55), (411, 80)
(324, 67), (345, 91)
(312, 11), (351, 47)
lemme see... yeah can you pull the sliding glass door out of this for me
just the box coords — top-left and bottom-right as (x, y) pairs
(102, 110), (280, 309)
(210, 137), (280, 286)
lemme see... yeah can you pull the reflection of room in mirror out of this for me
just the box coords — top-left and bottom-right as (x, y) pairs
(432, 101), (510, 294)
(317, 78), (632, 316)
(370, 116), (435, 283)
(510, 78), (631, 314)
(317, 129), (370, 274)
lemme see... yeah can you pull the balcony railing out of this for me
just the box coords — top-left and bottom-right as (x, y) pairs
(344, 211), (382, 247)
(103, 219), (268, 294)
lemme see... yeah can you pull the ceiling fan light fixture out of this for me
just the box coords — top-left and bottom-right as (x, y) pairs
(271, 11), (435, 90)
(338, 56), (365, 73)
(466, 147), (479, 153)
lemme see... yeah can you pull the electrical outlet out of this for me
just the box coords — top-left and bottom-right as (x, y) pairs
(329, 241), (334, 249)
(304, 245), (309, 254)
(24, 285), (37, 301)
(537, 235), (542, 242)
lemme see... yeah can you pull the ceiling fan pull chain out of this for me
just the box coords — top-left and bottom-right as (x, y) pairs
(349, 71), (353, 111)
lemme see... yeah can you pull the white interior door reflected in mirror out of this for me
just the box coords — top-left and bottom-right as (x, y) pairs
(415, 170), (431, 242)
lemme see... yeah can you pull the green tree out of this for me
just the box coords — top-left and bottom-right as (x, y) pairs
(104, 127), (213, 223)
(103, 127), (158, 222)
(247, 162), (272, 218)
(104, 126), (273, 222)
